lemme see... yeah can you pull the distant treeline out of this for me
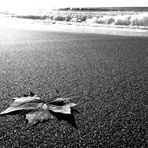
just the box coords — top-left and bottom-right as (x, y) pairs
(58, 7), (148, 12)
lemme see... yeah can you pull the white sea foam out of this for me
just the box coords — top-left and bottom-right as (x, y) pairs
(0, 11), (148, 37)
(2, 10), (148, 28)
(85, 12), (148, 28)
(20, 12), (148, 29)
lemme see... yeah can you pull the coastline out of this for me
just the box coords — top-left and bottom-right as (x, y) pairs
(0, 16), (148, 37)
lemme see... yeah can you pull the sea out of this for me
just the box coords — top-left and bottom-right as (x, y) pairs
(0, 7), (148, 31)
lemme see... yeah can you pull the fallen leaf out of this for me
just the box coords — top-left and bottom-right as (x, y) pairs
(0, 93), (77, 125)
(49, 97), (76, 114)
(50, 97), (71, 106)
(0, 96), (42, 115)
(26, 108), (53, 125)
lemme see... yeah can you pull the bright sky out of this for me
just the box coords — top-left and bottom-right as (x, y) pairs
(0, 0), (148, 11)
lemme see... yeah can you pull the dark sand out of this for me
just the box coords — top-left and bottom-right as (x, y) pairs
(0, 28), (148, 147)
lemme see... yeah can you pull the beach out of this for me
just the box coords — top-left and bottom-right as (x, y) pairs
(1, 9), (148, 37)
(0, 26), (148, 147)
(0, 15), (148, 37)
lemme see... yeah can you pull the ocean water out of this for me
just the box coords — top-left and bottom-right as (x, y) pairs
(1, 7), (148, 30)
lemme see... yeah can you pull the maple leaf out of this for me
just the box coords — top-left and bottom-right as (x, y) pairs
(49, 98), (76, 114)
(25, 106), (54, 125)
(0, 93), (77, 125)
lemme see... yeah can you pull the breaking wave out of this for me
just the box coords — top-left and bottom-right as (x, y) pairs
(2, 10), (148, 29)
(85, 13), (148, 28)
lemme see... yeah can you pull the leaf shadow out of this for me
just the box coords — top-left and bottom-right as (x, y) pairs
(50, 108), (79, 129)
(0, 108), (79, 129)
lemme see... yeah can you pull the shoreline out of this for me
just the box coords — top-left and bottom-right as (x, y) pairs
(0, 17), (148, 37)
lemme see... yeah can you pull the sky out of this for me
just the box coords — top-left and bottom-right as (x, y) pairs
(0, 0), (148, 11)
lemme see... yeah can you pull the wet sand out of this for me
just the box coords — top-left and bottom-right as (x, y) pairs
(0, 28), (148, 147)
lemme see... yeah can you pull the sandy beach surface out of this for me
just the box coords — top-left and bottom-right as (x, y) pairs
(0, 27), (148, 147)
